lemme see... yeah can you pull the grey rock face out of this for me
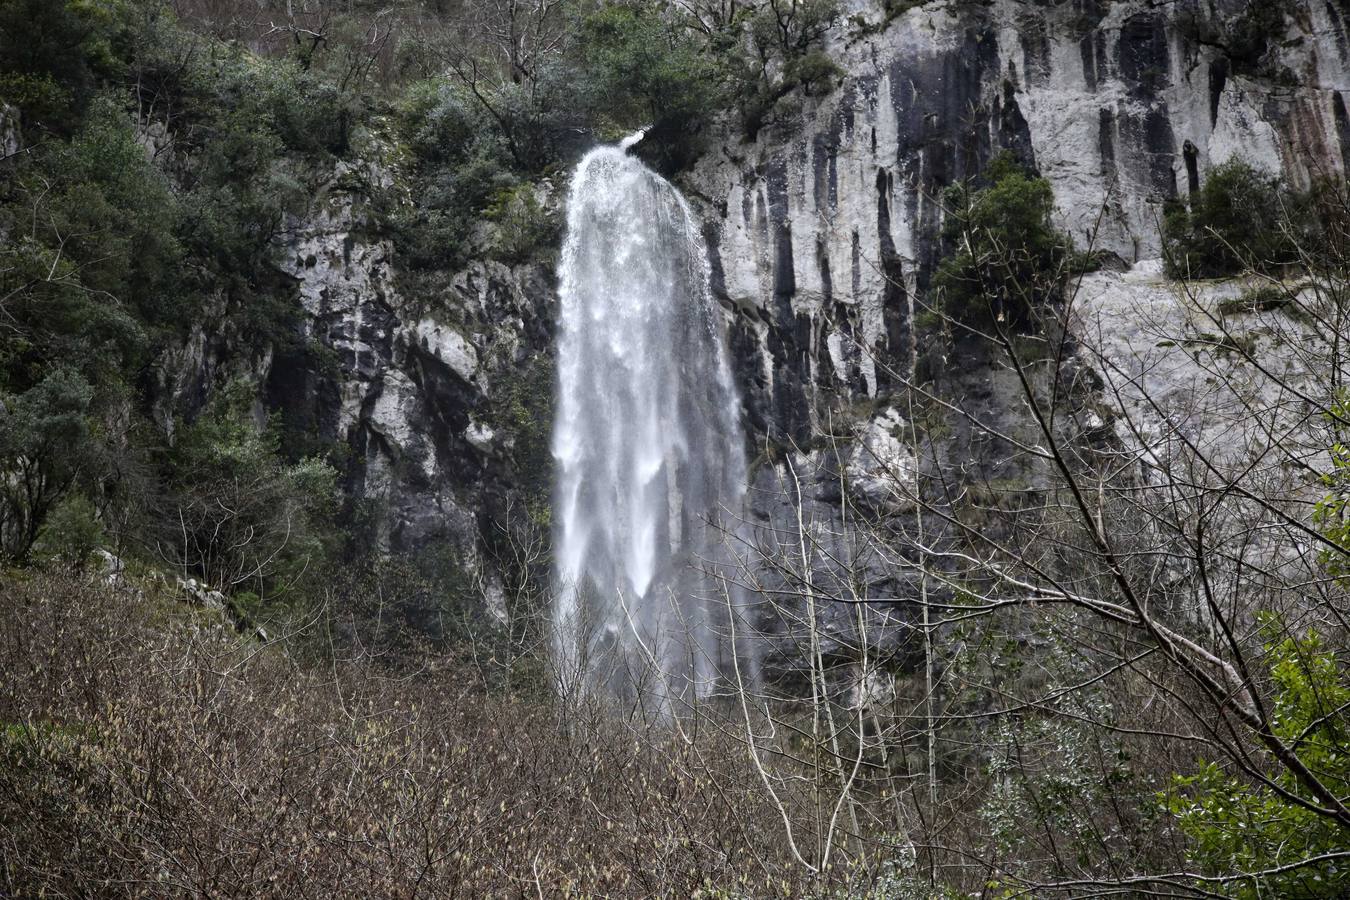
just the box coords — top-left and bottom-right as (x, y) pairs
(742, 450), (928, 677)
(693, 0), (1350, 444)
(153, 158), (557, 609)
(270, 163), (556, 561)
(687, 0), (1350, 674)
(177, 576), (227, 611)
(0, 103), (18, 160)
(846, 407), (919, 513)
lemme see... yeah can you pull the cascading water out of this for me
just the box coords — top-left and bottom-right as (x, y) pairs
(552, 138), (754, 712)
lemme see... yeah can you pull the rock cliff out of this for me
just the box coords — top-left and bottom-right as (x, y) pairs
(153, 0), (1349, 648)
(684, 0), (1349, 670)
(692, 0), (1349, 446)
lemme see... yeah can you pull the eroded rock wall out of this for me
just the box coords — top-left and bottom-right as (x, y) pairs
(693, 0), (1350, 445)
(683, 0), (1350, 674)
(153, 158), (558, 616)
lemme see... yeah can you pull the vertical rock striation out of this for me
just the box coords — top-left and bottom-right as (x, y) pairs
(694, 0), (1350, 441)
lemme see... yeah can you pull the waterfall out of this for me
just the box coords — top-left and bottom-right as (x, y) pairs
(552, 140), (753, 712)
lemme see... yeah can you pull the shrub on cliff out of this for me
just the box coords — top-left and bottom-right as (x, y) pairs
(0, 96), (177, 389)
(485, 181), (561, 265)
(728, 0), (842, 136)
(390, 80), (517, 269)
(933, 152), (1073, 330)
(576, 1), (726, 171)
(1162, 159), (1297, 279)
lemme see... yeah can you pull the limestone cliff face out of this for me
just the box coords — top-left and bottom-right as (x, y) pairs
(152, 1), (1349, 644)
(674, 0), (1350, 671)
(269, 165), (557, 604)
(152, 158), (557, 616)
(692, 0), (1350, 446)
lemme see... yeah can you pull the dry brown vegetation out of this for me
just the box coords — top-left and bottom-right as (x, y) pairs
(0, 569), (817, 897)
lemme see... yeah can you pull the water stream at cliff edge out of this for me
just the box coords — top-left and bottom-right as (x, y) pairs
(552, 137), (755, 713)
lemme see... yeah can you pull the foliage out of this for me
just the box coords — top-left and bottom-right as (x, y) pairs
(983, 712), (1144, 880)
(0, 97), (179, 388)
(576, 1), (728, 170)
(1313, 395), (1350, 580)
(488, 351), (555, 527)
(0, 0), (131, 133)
(1165, 626), (1350, 898)
(0, 4), (345, 565)
(0, 569), (819, 896)
(933, 152), (1073, 329)
(388, 79), (518, 269)
(485, 181), (561, 266)
(51, 97), (184, 320)
(0, 369), (94, 562)
(1162, 159), (1301, 279)
(732, 0), (842, 136)
(161, 382), (338, 599)
(31, 493), (104, 569)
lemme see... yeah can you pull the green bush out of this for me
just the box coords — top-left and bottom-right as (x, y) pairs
(163, 383), (339, 599)
(1165, 624), (1350, 898)
(490, 351), (555, 518)
(0, 369), (95, 562)
(485, 182), (560, 265)
(52, 96), (184, 325)
(398, 79), (480, 165)
(577, 1), (727, 171)
(732, 0), (841, 136)
(1313, 397), (1350, 579)
(1162, 159), (1297, 279)
(390, 80), (517, 269)
(0, 0), (131, 132)
(933, 152), (1073, 329)
(32, 494), (104, 569)
(0, 95), (183, 388)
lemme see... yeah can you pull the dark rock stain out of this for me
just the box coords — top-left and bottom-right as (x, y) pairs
(875, 168), (910, 392)
(1335, 93), (1350, 174)
(1208, 58), (1229, 127)
(1018, 11), (1051, 87)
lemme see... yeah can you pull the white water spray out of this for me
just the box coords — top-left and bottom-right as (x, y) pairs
(552, 141), (753, 711)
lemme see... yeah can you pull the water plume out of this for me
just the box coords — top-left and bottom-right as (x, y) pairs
(552, 142), (754, 713)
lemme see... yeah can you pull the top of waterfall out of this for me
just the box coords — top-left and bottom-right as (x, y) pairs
(618, 128), (647, 151)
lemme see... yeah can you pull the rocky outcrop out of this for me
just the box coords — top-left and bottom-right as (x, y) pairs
(151, 157), (558, 613)
(267, 162), (557, 568)
(1075, 260), (1327, 474)
(0, 102), (18, 160)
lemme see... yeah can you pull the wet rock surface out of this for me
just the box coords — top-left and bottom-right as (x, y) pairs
(692, 0), (1349, 443)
